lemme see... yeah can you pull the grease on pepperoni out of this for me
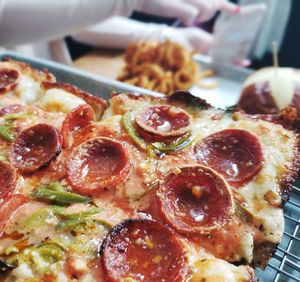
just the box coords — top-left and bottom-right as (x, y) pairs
(66, 137), (131, 195)
(61, 104), (95, 148)
(9, 124), (62, 173)
(0, 161), (17, 198)
(156, 165), (234, 234)
(100, 219), (188, 282)
(0, 68), (20, 95)
(195, 129), (263, 187)
(135, 105), (191, 140)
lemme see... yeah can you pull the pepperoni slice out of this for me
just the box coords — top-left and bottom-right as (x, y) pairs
(0, 68), (20, 95)
(66, 137), (131, 195)
(195, 129), (263, 187)
(0, 161), (17, 198)
(156, 165), (234, 234)
(61, 104), (95, 148)
(9, 124), (62, 173)
(0, 104), (23, 117)
(0, 194), (28, 237)
(135, 105), (191, 140)
(100, 219), (188, 282)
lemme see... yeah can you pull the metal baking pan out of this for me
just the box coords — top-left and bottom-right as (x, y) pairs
(192, 54), (252, 109)
(0, 51), (299, 282)
(0, 51), (162, 100)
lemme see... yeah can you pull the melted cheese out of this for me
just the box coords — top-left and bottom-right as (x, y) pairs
(0, 78), (297, 281)
(106, 95), (295, 261)
(238, 232), (254, 263)
(39, 88), (86, 113)
(15, 75), (42, 104)
(191, 109), (296, 245)
(243, 67), (300, 110)
(189, 259), (253, 282)
(11, 263), (34, 279)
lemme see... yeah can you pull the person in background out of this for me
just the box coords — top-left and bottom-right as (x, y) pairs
(0, 0), (237, 63)
(72, 16), (214, 56)
(72, 0), (238, 55)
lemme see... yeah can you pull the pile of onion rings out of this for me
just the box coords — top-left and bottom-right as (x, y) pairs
(117, 41), (215, 95)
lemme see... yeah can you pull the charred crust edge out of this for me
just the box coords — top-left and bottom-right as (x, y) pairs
(169, 90), (212, 110)
(279, 136), (300, 203)
(99, 218), (154, 257)
(0, 259), (15, 273)
(237, 108), (300, 204)
(111, 91), (166, 103)
(251, 241), (278, 269)
(1, 57), (56, 83)
(251, 106), (299, 132)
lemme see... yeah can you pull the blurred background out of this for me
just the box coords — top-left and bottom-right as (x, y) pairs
(66, 0), (298, 70)
(66, 0), (297, 69)
(233, 0), (298, 69)
(0, 0), (298, 108)
(0, 0), (296, 68)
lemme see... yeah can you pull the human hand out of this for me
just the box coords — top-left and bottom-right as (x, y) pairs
(163, 27), (213, 53)
(186, 0), (238, 23)
(72, 17), (212, 54)
(138, 0), (238, 25)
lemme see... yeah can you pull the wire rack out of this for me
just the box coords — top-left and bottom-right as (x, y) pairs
(256, 182), (300, 281)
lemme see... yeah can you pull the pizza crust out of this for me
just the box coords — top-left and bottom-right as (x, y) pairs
(0, 62), (299, 281)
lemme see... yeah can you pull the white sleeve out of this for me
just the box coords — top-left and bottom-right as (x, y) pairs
(72, 16), (167, 49)
(72, 17), (213, 53)
(0, 0), (140, 46)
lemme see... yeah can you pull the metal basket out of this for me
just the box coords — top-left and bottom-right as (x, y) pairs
(256, 183), (300, 281)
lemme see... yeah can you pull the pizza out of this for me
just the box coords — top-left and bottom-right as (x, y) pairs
(0, 58), (299, 282)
